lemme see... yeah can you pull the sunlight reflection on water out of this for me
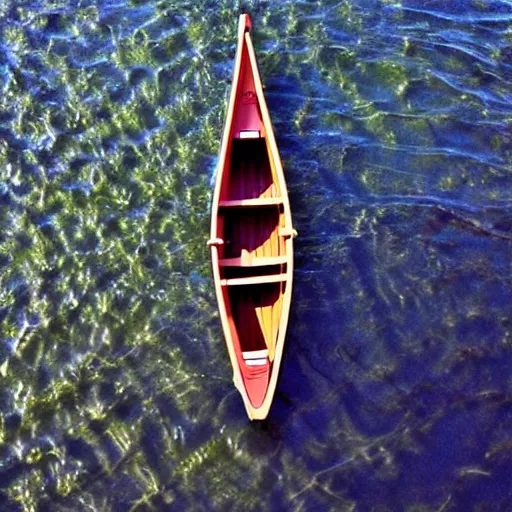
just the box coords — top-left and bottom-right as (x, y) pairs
(0, 0), (512, 509)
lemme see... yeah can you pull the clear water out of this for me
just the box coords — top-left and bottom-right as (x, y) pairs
(1, 0), (512, 510)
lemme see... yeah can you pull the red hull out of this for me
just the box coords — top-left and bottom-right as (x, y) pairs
(209, 14), (295, 420)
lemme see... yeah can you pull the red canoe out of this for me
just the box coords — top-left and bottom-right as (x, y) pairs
(208, 14), (295, 420)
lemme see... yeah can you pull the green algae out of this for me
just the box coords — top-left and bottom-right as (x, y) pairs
(4, 25), (28, 49)
(115, 32), (159, 68)
(372, 60), (408, 87)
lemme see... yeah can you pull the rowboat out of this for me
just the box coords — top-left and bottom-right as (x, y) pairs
(208, 14), (295, 420)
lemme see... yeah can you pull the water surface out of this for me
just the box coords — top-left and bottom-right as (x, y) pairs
(1, 0), (512, 510)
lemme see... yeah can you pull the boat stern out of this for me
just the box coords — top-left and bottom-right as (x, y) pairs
(233, 349), (272, 419)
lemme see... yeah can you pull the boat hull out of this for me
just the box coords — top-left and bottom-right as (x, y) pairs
(209, 14), (294, 420)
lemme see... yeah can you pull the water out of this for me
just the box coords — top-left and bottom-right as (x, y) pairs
(1, 0), (512, 509)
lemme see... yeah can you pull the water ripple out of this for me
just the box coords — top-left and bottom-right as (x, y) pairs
(0, 0), (511, 510)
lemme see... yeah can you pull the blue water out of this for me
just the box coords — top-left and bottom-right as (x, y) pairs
(1, 0), (512, 509)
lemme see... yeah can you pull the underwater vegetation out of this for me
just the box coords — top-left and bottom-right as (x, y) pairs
(1, 0), (512, 510)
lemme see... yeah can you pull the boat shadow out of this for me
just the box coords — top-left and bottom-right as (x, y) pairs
(229, 283), (282, 354)
(223, 207), (279, 258)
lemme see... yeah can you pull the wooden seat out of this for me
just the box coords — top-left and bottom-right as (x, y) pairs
(219, 255), (287, 267)
(243, 349), (269, 366)
(219, 197), (283, 208)
(220, 273), (287, 286)
(236, 130), (260, 139)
